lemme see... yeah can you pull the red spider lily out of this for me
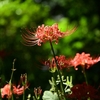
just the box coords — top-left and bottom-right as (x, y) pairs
(20, 73), (27, 85)
(22, 23), (76, 46)
(44, 55), (71, 71)
(71, 52), (100, 70)
(1, 84), (12, 99)
(67, 82), (100, 100)
(13, 85), (28, 95)
(13, 74), (29, 96)
(34, 87), (42, 99)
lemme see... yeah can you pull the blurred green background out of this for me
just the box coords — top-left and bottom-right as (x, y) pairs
(0, 0), (100, 93)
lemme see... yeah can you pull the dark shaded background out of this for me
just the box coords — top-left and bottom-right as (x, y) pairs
(0, 0), (100, 96)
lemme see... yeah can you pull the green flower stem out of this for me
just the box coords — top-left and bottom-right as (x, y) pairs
(82, 67), (91, 100)
(23, 79), (26, 100)
(23, 90), (25, 100)
(11, 95), (14, 100)
(52, 73), (61, 100)
(0, 89), (2, 100)
(9, 59), (16, 84)
(9, 59), (16, 100)
(82, 66), (88, 84)
(49, 40), (66, 100)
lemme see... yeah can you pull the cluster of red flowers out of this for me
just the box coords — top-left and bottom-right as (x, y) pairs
(0, 74), (28, 99)
(22, 23), (76, 46)
(21, 23), (100, 100)
(44, 52), (100, 71)
(68, 82), (100, 100)
(1, 84), (28, 98)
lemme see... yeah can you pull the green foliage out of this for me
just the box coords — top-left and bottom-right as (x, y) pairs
(0, 0), (50, 83)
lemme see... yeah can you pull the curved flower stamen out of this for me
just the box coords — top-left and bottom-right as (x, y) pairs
(22, 29), (38, 46)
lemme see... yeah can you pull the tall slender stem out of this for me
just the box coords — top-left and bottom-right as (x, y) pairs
(9, 59), (16, 100)
(52, 73), (61, 100)
(10, 59), (16, 83)
(82, 66), (88, 84)
(49, 40), (66, 100)
(23, 90), (25, 100)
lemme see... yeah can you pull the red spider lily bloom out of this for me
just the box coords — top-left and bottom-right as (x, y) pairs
(44, 55), (71, 71)
(22, 23), (76, 46)
(13, 85), (28, 95)
(67, 82), (100, 100)
(13, 74), (29, 96)
(20, 73), (27, 85)
(1, 84), (12, 98)
(34, 87), (42, 99)
(71, 52), (100, 70)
